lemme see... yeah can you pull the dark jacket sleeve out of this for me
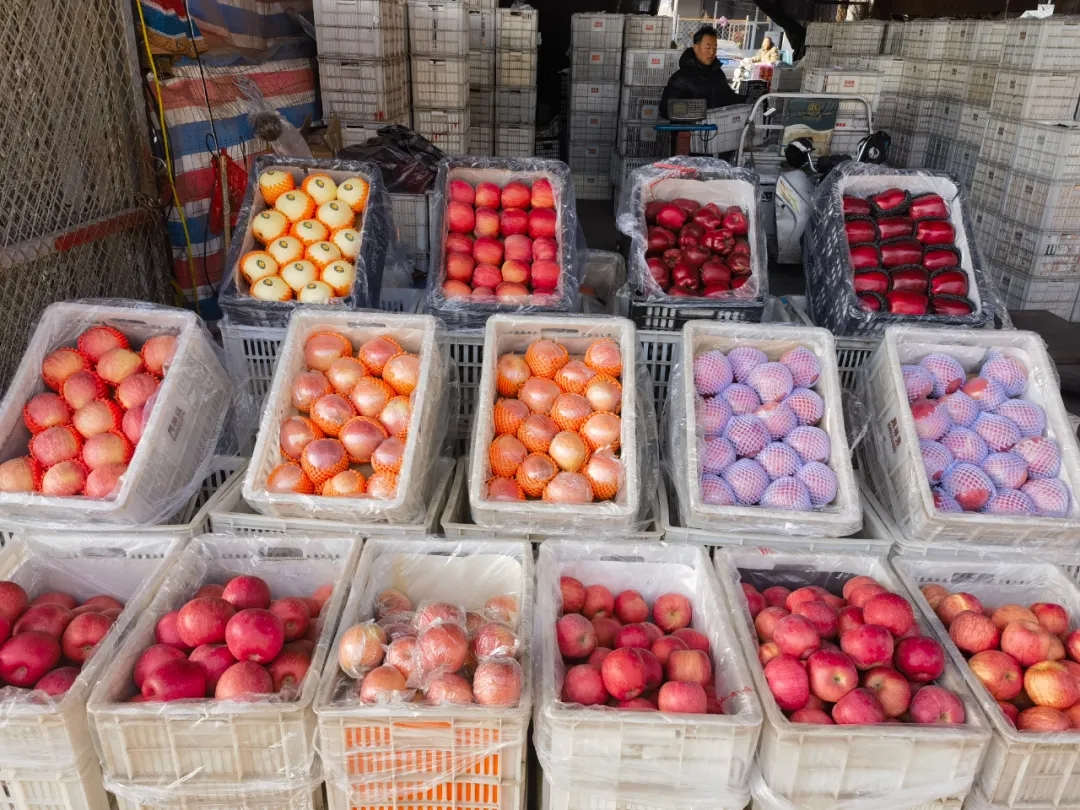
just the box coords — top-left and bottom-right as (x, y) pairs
(660, 68), (692, 118)
(709, 76), (743, 109)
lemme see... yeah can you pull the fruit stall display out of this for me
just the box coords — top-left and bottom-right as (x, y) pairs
(0, 302), (231, 525)
(219, 156), (392, 329)
(533, 541), (761, 809)
(616, 156), (769, 324)
(315, 538), (532, 810)
(0, 533), (184, 810)
(428, 157), (583, 330)
(861, 325), (1080, 549)
(467, 314), (655, 532)
(87, 535), (360, 803)
(668, 321), (862, 537)
(803, 163), (1002, 337)
(716, 548), (990, 809)
(894, 557), (1080, 808)
(242, 311), (448, 525)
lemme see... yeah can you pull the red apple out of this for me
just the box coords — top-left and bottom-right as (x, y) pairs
(764, 655), (809, 711)
(501, 209), (529, 236)
(34, 666), (79, 697)
(909, 685), (965, 724)
(591, 617), (621, 648)
(557, 613), (596, 659)
(583, 585), (614, 619)
(533, 237), (558, 262)
(773, 614), (820, 659)
(177, 598), (235, 648)
(470, 263), (501, 290)
(920, 584), (950, 610)
(189, 643), (237, 693)
(0, 582), (29, 623)
(13, 603), (72, 639)
(447, 201), (475, 234)
(445, 252), (475, 283)
(843, 576), (879, 600)
(531, 178), (555, 208)
(894, 635), (945, 683)
(1019, 706), (1072, 731)
(601, 647), (647, 700)
(30, 592), (77, 610)
(473, 236), (504, 267)
(560, 577), (586, 613)
(134, 644), (187, 690)
(791, 708), (833, 724)
(999, 700), (1020, 726)
(949, 610), (1000, 654)
(587, 648), (612, 668)
(673, 627), (710, 653)
(1025, 661), (1080, 709)
(755, 606), (788, 642)
(475, 182), (501, 209)
(0, 632), (61, 687)
(653, 593), (692, 633)
(991, 604), (1038, 630)
(1066, 629), (1080, 662)
(448, 179), (475, 205)
(794, 600), (839, 639)
(269, 597), (310, 642)
(785, 586), (827, 613)
(502, 182), (531, 210)
(225, 609), (284, 664)
(651, 635), (688, 666)
(758, 641), (781, 666)
(937, 593), (983, 626)
(837, 606), (864, 635)
(501, 260), (530, 285)
(215, 661), (272, 700)
(532, 261), (560, 291)
(658, 681), (707, 713)
(196, 584), (226, 601)
(832, 687), (886, 724)
(61, 612), (112, 664)
(615, 623), (652, 650)
(222, 576), (272, 611)
(475, 207), (501, 238)
(741, 584), (765, 619)
(528, 209), (557, 240)
(1049, 634), (1067, 661)
(154, 611), (189, 651)
(142, 658), (206, 701)
(862, 593), (915, 637)
(1002, 620), (1053, 667)
(504, 234), (533, 263)
(848, 583), (888, 609)
(639, 648), (663, 690)
(762, 586), (791, 609)
(496, 281), (529, 301)
(667, 649), (712, 686)
(358, 664), (409, 704)
(0, 617), (9, 646)
(81, 595), (123, 612)
(806, 649), (858, 702)
(863, 666), (912, 717)
(562, 663), (607, 705)
(969, 650), (1023, 701)
(446, 232), (474, 255)
(268, 648), (311, 694)
(1031, 603), (1070, 636)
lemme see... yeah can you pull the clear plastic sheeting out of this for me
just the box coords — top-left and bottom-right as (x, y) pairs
(615, 156), (770, 317)
(666, 321), (862, 537)
(0, 533), (185, 771)
(803, 162), (1007, 336)
(891, 556), (1080, 810)
(315, 537), (533, 807)
(714, 547), (991, 810)
(466, 314), (659, 534)
(241, 311), (451, 525)
(218, 155), (394, 328)
(748, 765), (974, 810)
(426, 156), (586, 331)
(87, 534), (361, 801)
(0, 300), (232, 527)
(532, 541), (762, 808)
(859, 325), (1080, 549)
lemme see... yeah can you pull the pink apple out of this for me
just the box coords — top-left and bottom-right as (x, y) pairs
(177, 597), (235, 648)
(0, 632), (61, 687)
(773, 614), (821, 659)
(532, 237), (558, 262)
(562, 663), (607, 705)
(843, 576), (880, 601)
(268, 598), (310, 643)
(359, 665), (409, 704)
(601, 647), (647, 700)
(848, 583), (888, 609)
(618, 697), (658, 710)
(471, 263), (501, 290)
(791, 708), (833, 724)
(426, 672), (474, 705)
(990, 604), (1037, 630)
(641, 623), (663, 643)
(417, 624), (468, 675)
(501, 182), (531, 210)
(949, 611), (1000, 654)
(189, 643), (237, 693)
(673, 627), (710, 653)
(222, 576), (271, 611)
(472, 622), (519, 659)
(838, 606), (864, 635)
(1001, 620), (1053, 667)
(587, 647), (612, 667)
(764, 655), (809, 711)
(658, 681), (707, 713)
(13, 603), (72, 639)
(667, 648), (712, 686)
(741, 584), (766, 619)
(215, 661), (272, 700)
(501, 260), (530, 285)
(143, 658), (207, 701)
(531, 178), (555, 208)
(758, 641), (781, 666)
(894, 635), (946, 683)
(448, 179), (475, 205)
(155, 611), (190, 650)
(0, 582), (28, 623)
(61, 612), (113, 664)
(583, 585), (615, 619)
(1019, 706), (1072, 731)
(1066, 629), (1080, 662)
(531, 261), (560, 291)
(862, 593), (915, 638)
(832, 687), (886, 724)
(503, 234), (533, 264)
(762, 586), (791, 609)
(615, 590), (650, 624)
(639, 648), (663, 689)
(445, 252), (475, 283)
(81, 595), (123, 612)
(920, 584), (950, 610)
(501, 209), (529, 236)
(528, 208), (557, 239)
(755, 607), (788, 642)
(557, 613), (596, 659)
(786, 587), (828, 613)
(557, 575), (584, 613)
(30, 592), (77, 610)
(34, 666), (79, 696)
(134, 644), (186, 690)
(999, 700), (1020, 726)
(225, 609), (284, 664)
(651, 635), (688, 665)
(806, 649), (858, 702)
(863, 666), (912, 717)
(447, 201), (475, 234)
(591, 616), (621, 648)
(794, 600), (839, 639)
(841, 624), (894, 670)
(1031, 603), (1070, 636)
(475, 208), (501, 238)
(909, 685), (966, 724)
(446, 232), (474, 255)
(937, 593), (983, 626)
(268, 648), (310, 694)
(473, 236), (504, 266)
(615, 623), (651, 650)
(653, 593), (692, 633)
(1024, 661), (1080, 709)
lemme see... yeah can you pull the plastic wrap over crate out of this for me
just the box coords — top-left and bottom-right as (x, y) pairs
(0, 300), (232, 527)
(315, 537), (532, 808)
(716, 547), (991, 810)
(219, 155), (394, 329)
(467, 314), (659, 533)
(533, 540), (763, 809)
(87, 534), (361, 802)
(860, 325), (1080, 551)
(667, 322), (862, 537)
(242, 311), (450, 524)
(616, 157), (769, 319)
(802, 162), (1006, 337)
(426, 156), (586, 331)
(892, 555), (1080, 809)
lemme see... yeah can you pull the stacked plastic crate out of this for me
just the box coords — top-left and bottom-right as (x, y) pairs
(468, 3), (496, 154)
(495, 7), (540, 157)
(315, 0), (411, 143)
(409, 0), (471, 155)
(890, 19), (949, 168)
(967, 18), (1080, 318)
(569, 13), (624, 200)
(802, 21), (834, 70)
(611, 16), (674, 209)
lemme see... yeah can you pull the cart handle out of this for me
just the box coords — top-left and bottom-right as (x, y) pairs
(653, 124), (719, 132)
(735, 92), (875, 166)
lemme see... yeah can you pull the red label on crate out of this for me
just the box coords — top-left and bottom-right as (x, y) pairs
(1019, 31), (1027, 41)
(589, 86), (600, 94)
(644, 23), (655, 31)
(588, 117), (600, 126)
(649, 56), (662, 66)
(590, 52), (603, 62)
(842, 79), (856, 88)
(594, 20), (605, 28)
(586, 146), (599, 156)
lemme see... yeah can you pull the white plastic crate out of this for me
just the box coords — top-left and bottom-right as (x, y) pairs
(319, 57), (409, 121)
(956, 104), (989, 148)
(495, 88), (536, 125)
(407, 0), (469, 56)
(341, 114), (411, 147)
(569, 111), (617, 145)
(0, 302), (230, 526)
(984, 117), (1080, 181)
(619, 84), (663, 121)
(993, 269), (1080, 319)
(574, 173), (613, 200)
(468, 9), (495, 50)
(802, 67), (882, 109)
(671, 322), (862, 538)
(468, 315), (641, 531)
(495, 125), (535, 158)
(570, 13), (624, 50)
(892, 556), (1080, 808)
(569, 81), (619, 115)
(314, 0), (407, 57)
(965, 66), (996, 107)
(888, 127), (929, 169)
(469, 49), (495, 86)
(943, 20), (975, 60)
(570, 48), (621, 83)
(498, 48), (539, 88)
(496, 7), (537, 49)
(623, 49), (681, 87)
(410, 56), (470, 108)
(469, 124), (494, 155)
(568, 144), (608, 175)
(88, 534), (361, 798)
(315, 537), (532, 810)
(969, 206), (1000, 265)
(616, 120), (662, 159)
(535, 541), (762, 806)
(881, 21), (903, 55)
(831, 20), (886, 55)
(972, 20), (1006, 63)
(805, 22), (834, 49)
(938, 61), (970, 101)
(998, 171), (1080, 232)
(893, 95), (933, 139)
(899, 59), (941, 99)
(1001, 17), (1080, 71)
(622, 15), (672, 49)
(926, 136), (951, 172)
(0, 532), (185, 810)
(862, 326), (1080, 550)
(945, 141), (978, 194)
(900, 19), (950, 60)
(990, 70), (1080, 121)
(114, 785), (323, 810)
(927, 99), (961, 140)
(692, 105), (751, 155)
(414, 107), (471, 154)
(863, 55), (903, 95)
(465, 0), (494, 9)
(968, 161), (1007, 214)
(991, 215), (1080, 276)
(801, 47), (832, 70)
(389, 192), (431, 258)
(715, 547), (990, 808)
(470, 88), (496, 129)
(610, 152), (652, 193)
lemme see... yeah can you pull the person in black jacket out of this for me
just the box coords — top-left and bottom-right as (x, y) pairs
(659, 26), (742, 116)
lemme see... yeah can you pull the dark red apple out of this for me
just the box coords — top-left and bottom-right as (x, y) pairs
(61, 612), (113, 664)
(269, 598), (310, 642)
(142, 658), (207, 701)
(225, 609), (285, 664)
(0, 632), (61, 687)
